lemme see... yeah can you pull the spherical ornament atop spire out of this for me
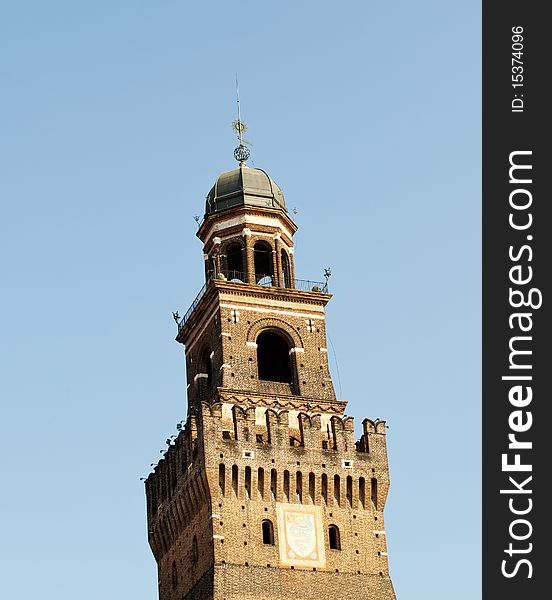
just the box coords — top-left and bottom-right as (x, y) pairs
(234, 144), (250, 163)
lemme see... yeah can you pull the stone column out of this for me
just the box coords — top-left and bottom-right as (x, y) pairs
(242, 228), (254, 283)
(273, 232), (282, 287)
(212, 237), (222, 277)
(289, 247), (296, 289)
(203, 253), (210, 281)
(271, 250), (278, 286)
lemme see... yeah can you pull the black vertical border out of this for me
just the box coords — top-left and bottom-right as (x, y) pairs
(483, 2), (550, 598)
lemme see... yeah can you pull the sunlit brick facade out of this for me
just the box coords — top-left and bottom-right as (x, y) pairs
(145, 162), (396, 600)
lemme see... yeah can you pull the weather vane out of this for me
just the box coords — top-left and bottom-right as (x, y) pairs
(232, 76), (251, 163)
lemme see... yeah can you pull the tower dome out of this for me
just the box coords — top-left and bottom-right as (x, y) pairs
(205, 163), (287, 217)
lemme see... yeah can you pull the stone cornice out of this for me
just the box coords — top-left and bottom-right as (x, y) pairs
(177, 279), (332, 344)
(216, 388), (347, 414)
(197, 205), (298, 243)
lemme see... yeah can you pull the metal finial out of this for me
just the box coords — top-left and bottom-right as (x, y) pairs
(323, 268), (332, 293)
(232, 76), (251, 163)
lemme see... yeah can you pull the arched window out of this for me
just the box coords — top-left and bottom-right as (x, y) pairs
(281, 249), (291, 288)
(171, 560), (178, 589)
(199, 346), (212, 386)
(283, 470), (290, 501)
(321, 473), (328, 504)
(254, 241), (273, 284)
(225, 243), (244, 279)
(257, 330), (292, 383)
(329, 525), (341, 550)
(262, 520), (275, 545)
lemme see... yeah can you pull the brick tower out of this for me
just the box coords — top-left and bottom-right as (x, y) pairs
(145, 147), (397, 599)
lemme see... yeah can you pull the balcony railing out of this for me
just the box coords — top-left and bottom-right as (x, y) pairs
(211, 270), (327, 292)
(179, 281), (209, 328)
(177, 270), (328, 331)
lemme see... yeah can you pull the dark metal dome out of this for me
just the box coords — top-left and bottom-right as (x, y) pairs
(205, 164), (287, 217)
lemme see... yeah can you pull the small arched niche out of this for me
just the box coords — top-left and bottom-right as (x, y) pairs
(262, 519), (275, 545)
(329, 525), (341, 550)
(257, 330), (292, 383)
(253, 241), (273, 284)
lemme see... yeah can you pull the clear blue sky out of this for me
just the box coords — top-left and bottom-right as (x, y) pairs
(0, 2), (480, 599)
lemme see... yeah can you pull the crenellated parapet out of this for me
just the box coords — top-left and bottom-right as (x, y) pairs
(146, 405), (391, 532)
(198, 400), (388, 459)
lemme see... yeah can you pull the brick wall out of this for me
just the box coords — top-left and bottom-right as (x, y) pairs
(146, 197), (396, 599)
(146, 405), (394, 599)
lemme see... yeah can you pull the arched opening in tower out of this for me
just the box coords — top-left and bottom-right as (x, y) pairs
(226, 243), (244, 279)
(257, 330), (292, 383)
(199, 346), (212, 386)
(253, 241), (273, 284)
(281, 249), (291, 288)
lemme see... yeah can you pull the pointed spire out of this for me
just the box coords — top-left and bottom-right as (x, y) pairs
(232, 76), (251, 164)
